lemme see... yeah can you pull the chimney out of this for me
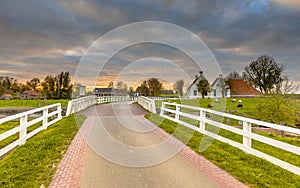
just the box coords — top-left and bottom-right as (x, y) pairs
(199, 71), (203, 77)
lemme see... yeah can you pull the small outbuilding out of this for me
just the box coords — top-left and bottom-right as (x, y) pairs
(94, 88), (114, 96)
(20, 90), (39, 100)
(0, 94), (13, 100)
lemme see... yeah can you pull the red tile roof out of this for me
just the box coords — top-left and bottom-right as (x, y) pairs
(227, 79), (260, 96)
(22, 90), (39, 96)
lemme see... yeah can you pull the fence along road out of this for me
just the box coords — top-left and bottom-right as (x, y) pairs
(0, 103), (62, 157)
(159, 102), (300, 175)
(0, 95), (97, 158)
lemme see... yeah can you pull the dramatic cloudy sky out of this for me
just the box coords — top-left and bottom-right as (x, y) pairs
(0, 0), (299, 89)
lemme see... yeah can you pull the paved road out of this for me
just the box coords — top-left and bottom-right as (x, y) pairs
(79, 102), (219, 188)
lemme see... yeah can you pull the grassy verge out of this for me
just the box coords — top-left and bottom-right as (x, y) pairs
(146, 113), (300, 187)
(0, 115), (86, 188)
(0, 99), (69, 108)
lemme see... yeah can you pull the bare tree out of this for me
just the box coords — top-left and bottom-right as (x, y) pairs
(225, 71), (242, 80)
(173, 80), (184, 96)
(242, 55), (283, 94)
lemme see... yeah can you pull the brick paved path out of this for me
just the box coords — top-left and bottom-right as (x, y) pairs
(49, 104), (248, 188)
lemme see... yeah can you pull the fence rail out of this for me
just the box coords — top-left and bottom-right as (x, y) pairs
(97, 96), (137, 104)
(159, 102), (300, 175)
(137, 96), (157, 113)
(65, 96), (97, 116)
(0, 103), (62, 157)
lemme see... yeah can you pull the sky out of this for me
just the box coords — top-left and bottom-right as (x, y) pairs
(0, 0), (299, 90)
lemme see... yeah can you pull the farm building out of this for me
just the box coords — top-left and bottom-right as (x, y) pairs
(187, 71), (230, 98)
(0, 94), (13, 100)
(20, 90), (39, 99)
(227, 79), (261, 97)
(94, 88), (114, 96)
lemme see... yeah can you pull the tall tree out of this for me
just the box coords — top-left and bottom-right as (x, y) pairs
(225, 71), (242, 80)
(27, 78), (40, 90)
(147, 78), (163, 96)
(242, 55), (283, 94)
(197, 79), (211, 98)
(41, 72), (72, 99)
(0, 76), (20, 95)
(173, 80), (184, 96)
(136, 80), (149, 96)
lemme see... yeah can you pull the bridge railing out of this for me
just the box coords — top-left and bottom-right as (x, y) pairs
(160, 102), (300, 175)
(65, 96), (97, 116)
(97, 96), (137, 104)
(137, 96), (157, 113)
(0, 103), (62, 157)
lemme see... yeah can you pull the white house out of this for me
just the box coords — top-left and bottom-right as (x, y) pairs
(187, 71), (206, 98)
(187, 71), (230, 98)
(209, 74), (230, 98)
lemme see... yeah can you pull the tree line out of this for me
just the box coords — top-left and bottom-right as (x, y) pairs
(0, 71), (72, 99)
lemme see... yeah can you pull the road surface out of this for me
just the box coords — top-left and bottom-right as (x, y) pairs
(78, 102), (219, 188)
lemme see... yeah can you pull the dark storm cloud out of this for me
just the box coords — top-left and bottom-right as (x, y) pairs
(0, 0), (299, 85)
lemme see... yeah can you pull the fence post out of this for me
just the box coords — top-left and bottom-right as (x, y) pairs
(151, 99), (156, 114)
(58, 104), (62, 119)
(199, 110), (205, 131)
(42, 108), (48, 129)
(160, 102), (165, 116)
(65, 100), (72, 117)
(243, 121), (252, 148)
(19, 115), (28, 145)
(175, 104), (180, 121)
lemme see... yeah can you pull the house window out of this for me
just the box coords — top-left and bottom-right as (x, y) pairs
(193, 90), (197, 96)
(214, 90), (216, 96)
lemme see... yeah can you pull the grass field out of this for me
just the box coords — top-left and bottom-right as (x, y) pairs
(0, 115), (86, 188)
(0, 99), (68, 108)
(155, 97), (300, 127)
(146, 114), (300, 187)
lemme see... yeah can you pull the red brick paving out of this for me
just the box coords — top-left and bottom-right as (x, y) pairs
(50, 114), (247, 188)
(49, 117), (94, 188)
(48, 133), (86, 188)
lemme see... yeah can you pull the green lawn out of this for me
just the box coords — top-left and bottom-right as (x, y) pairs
(0, 99), (69, 108)
(0, 115), (86, 188)
(146, 114), (300, 187)
(155, 97), (300, 127)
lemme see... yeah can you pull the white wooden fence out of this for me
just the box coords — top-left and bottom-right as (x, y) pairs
(0, 103), (62, 157)
(160, 102), (300, 175)
(65, 96), (97, 116)
(97, 96), (137, 104)
(137, 96), (157, 113)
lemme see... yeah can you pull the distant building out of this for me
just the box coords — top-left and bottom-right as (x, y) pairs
(210, 74), (230, 98)
(227, 79), (260, 97)
(0, 94), (13, 100)
(94, 88), (114, 96)
(187, 71), (207, 97)
(79, 86), (86, 96)
(187, 71), (230, 98)
(20, 90), (39, 99)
